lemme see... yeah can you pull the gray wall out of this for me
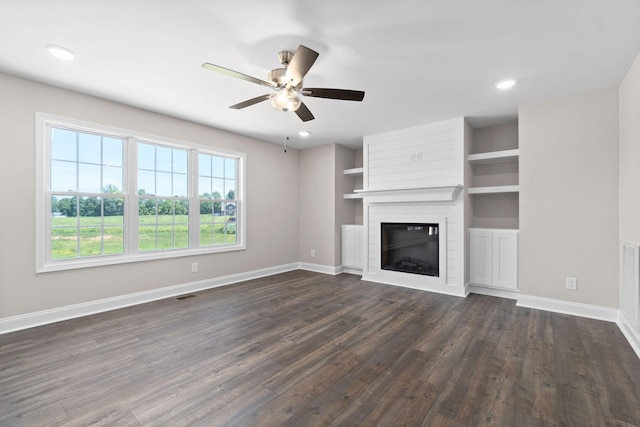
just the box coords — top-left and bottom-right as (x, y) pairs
(519, 87), (619, 307)
(298, 144), (335, 266)
(619, 53), (640, 253)
(0, 73), (300, 318)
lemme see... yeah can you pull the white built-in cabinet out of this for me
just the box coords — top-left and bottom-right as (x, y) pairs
(342, 225), (364, 270)
(469, 228), (518, 290)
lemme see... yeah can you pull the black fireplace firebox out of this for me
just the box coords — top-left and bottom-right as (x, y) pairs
(381, 223), (439, 277)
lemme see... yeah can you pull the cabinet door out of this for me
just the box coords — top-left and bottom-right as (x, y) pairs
(469, 229), (493, 286)
(355, 226), (364, 269)
(343, 225), (364, 269)
(342, 226), (356, 268)
(492, 230), (518, 289)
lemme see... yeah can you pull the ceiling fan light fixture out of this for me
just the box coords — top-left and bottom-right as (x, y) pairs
(270, 89), (301, 112)
(298, 131), (310, 137)
(46, 44), (75, 61)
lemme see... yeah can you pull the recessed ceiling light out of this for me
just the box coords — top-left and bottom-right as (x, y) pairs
(298, 131), (310, 137)
(46, 45), (75, 61)
(495, 79), (517, 90)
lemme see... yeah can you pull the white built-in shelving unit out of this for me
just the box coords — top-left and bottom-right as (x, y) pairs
(467, 149), (519, 194)
(343, 167), (363, 199)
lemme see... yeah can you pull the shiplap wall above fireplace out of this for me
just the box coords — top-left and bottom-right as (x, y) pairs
(360, 117), (470, 296)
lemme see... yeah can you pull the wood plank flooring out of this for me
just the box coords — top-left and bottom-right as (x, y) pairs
(1, 270), (639, 426)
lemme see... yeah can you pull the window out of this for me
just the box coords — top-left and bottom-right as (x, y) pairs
(198, 153), (238, 246)
(36, 114), (245, 272)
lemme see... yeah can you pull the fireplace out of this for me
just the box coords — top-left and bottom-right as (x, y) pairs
(381, 223), (439, 277)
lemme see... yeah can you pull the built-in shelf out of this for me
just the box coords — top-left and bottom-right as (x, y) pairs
(468, 185), (520, 194)
(344, 167), (364, 199)
(468, 149), (519, 165)
(343, 193), (363, 199)
(343, 167), (364, 176)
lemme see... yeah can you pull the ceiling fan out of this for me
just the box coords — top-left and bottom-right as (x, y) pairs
(202, 45), (365, 122)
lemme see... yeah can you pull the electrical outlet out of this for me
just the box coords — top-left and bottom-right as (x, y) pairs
(566, 277), (577, 290)
(311, 249), (316, 257)
(191, 262), (198, 273)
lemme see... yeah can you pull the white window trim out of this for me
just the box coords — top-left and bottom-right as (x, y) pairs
(35, 112), (246, 273)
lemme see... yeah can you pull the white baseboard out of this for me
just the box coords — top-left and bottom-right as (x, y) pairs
(0, 263), (299, 335)
(342, 266), (363, 275)
(298, 262), (342, 275)
(467, 284), (519, 300)
(516, 294), (619, 322)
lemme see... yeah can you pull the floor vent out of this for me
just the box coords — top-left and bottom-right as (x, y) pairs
(622, 242), (640, 332)
(176, 294), (197, 301)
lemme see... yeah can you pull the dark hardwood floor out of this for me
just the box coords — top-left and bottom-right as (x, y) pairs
(1, 270), (639, 426)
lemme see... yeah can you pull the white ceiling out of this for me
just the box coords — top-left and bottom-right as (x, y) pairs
(1, 0), (639, 150)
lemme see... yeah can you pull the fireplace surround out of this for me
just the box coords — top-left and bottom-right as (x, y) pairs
(358, 117), (468, 296)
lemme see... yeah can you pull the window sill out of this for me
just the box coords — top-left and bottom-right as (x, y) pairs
(36, 244), (246, 273)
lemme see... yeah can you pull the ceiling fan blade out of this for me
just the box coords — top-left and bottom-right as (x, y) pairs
(202, 63), (276, 88)
(229, 94), (270, 109)
(295, 102), (315, 122)
(302, 88), (365, 101)
(284, 45), (319, 86)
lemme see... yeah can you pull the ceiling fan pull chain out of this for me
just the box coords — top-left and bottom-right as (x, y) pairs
(283, 111), (288, 153)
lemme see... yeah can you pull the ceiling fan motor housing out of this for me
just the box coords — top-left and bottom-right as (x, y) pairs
(268, 67), (303, 89)
(277, 50), (294, 66)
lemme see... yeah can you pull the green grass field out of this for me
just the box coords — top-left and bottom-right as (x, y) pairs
(51, 215), (236, 259)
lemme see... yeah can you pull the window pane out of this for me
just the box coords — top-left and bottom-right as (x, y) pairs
(78, 133), (101, 164)
(78, 164), (102, 193)
(225, 158), (236, 178)
(176, 200), (189, 218)
(224, 179), (235, 200)
(138, 225), (157, 252)
(156, 172), (172, 196)
(157, 199), (173, 223)
(51, 128), (77, 161)
(139, 198), (156, 218)
(138, 170), (155, 195)
(156, 146), (172, 172)
(211, 202), (236, 244)
(173, 149), (188, 174)
(51, 228), (78, 259)
(103, 166), (122, 193)
(103, 197), (124, 218)
(51, 160), (77, 192)
(212, 178), (224, 198)
(157, 226), (174, 249)
(199, 176), (211, 197)
(103, 137), (123, 167)
(212, 156), (224, 178)
(103, 226), (124, 255)
(199, 154), (211, 177)
(138, 143), (155, 170)
(174, 173), (188, 197)
(200, 200), (212, 215)
(79, 227), (102, 257)
(200, 223), (213, 246)
(79, 196), (102, 225)
(51, 195), (77, 223)
(175, 227), (189, 249)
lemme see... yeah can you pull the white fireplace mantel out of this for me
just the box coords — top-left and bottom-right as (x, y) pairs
(356, 185), (463, 204)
